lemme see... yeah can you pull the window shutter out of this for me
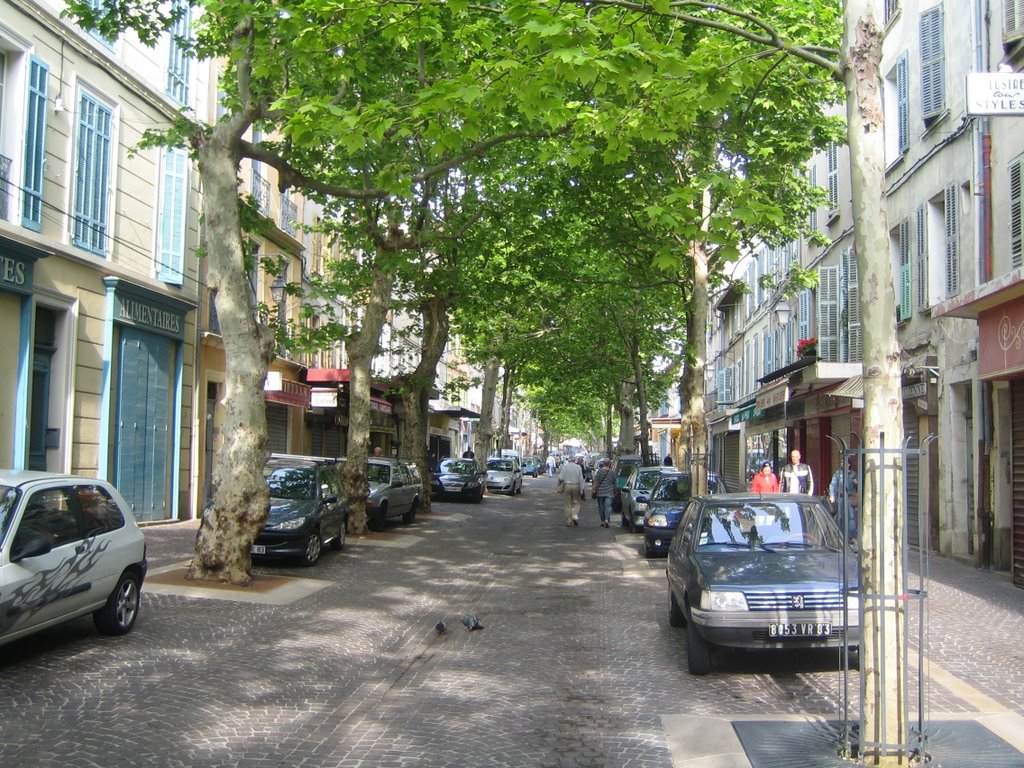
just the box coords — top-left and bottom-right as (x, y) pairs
(1005, 0), (1024, 43)
(818, 265), (839, 362)
(896, 55), (910, 154)
(798, 289), (811, 345)
(944, 184), (959, 295)
(916, 205), (929, 310)
(72, 93), (113, 255)
(809, 165), (818, 230)
(166, 1), (192, 105)
(158, 148), (188, 285)
(920, 5), (946, 121)
(1011, 157), (1023, 270)
(22, 58), (49, 231)
(843, 249), (862, 362)
(898, 219), (911, 321)
(764, 331), (774, 376)
(827, 144), (839, 215)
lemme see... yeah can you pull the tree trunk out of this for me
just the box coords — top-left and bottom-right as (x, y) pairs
(498, 365), (515, 450)
(682, 235), (710, 496)
(627, 337), (653, 465)
(475, 355), (500, 459)
(617, 380), (636, 455)
(341, 260), (395, 535)
(399, 295), (450, 512)
(187, 131), (276, 586)
(844, 3), (905, 763)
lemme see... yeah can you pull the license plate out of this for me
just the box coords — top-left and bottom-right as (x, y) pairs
(769, 622), (832, 638)
(250, 544), (266, 555)
(444, 484), (462, 491)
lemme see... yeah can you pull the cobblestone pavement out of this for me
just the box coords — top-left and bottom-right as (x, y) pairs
(2, 476), (1022, 767)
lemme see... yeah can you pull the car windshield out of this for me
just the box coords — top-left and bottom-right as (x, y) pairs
(265, 467), (316, 500)
(440, 460), (477, 474)
(487, 459), (514, 471)
(367, 463), (392, 484)
(617, 462), (640, 478)
(696, 501), (842, 551)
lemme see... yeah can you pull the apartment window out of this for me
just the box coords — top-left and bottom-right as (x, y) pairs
(818, 250), (861, 363)
(826, 143), (839, 217)
(763, 331), (775, 376)
(157, 147), (188, 285)
(166, 0), (191, 105)
(72, 91), (113, 255)
(920, 4), (946, 124)
(717, 368), (734, 405)
(885, 54), (910, 161)
(916, 204), (929, 310)
(944, 184), (959, 296)
(86, 0), (117, 48)
(22, 57), (48, 230)
(1011, 155), (1023, 270)
(893, 219), (911, 322)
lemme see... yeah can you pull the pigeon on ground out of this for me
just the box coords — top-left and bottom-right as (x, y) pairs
(461, 614), (485, 631)
(435, 620), (447, 635)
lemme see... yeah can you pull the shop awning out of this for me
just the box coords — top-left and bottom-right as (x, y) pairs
(830, 375), (864, 399)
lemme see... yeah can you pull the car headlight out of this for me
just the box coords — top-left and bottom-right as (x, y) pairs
(466, 479), (479, 487)
(270, 517), (309, 531)
(636, 501), (649, 513)
(646, 513), (669, 528)
(700, 590), (749, 611)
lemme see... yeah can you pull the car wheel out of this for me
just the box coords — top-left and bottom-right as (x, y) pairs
(369, 504), (387, 532)
(620, 510), (630, 528)
(301, 530), (323, 566)
(473, 489), (483, 503)
(686, 612), (712, 675)
(402, 498), (418, 525)
(93, 570), (141, 635)
(329, 517), (347, 551)
(644, 541), (655, 558)
(668, 587), (686, 628)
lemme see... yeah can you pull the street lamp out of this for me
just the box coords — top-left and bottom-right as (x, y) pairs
(270, 276), (287, 305)
(774, 298), (791, 326)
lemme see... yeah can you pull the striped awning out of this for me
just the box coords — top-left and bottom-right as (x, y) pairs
(830, 375), (863, 399)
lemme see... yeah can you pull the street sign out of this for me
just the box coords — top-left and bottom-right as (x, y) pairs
(966, 72), (1024, 115)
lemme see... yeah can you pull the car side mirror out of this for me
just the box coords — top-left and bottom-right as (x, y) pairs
(12, 534), (54, 562)
(324, 494), (338, 504)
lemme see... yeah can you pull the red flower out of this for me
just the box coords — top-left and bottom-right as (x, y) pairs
(797, 337), (818, 356)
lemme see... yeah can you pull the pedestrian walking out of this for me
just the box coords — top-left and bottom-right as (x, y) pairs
(546, 454), (557, 477)
(750, 461), (779, 493)
(829, 456), (859, 542)
(591, 459), (616, 527)
(557, 456), (585, 526)
(779, 449), (814, 494)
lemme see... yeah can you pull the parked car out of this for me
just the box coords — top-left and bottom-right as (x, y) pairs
(431, 458), (486, 502)
(620, 466), (680, 532)
(521, 456), (542, 477)
(365, 458), (421, 531)
(642, 471), (726, 557)
(253, 454), (348, 566)
(665, 493), (860, 675)
(611, 455), (644, 513)
(0, 471), (148, 648)
(485, 457), (523, 495)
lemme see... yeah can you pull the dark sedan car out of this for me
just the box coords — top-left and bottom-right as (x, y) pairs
(252, 455), (348, 566)
(642, 471), (726, 557)
(666, 493), (860, 675)
(431, 458), (485, 502)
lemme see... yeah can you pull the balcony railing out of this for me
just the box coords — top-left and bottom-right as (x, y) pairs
(251, 171), (271, 215)
(281, 193), (297, 237)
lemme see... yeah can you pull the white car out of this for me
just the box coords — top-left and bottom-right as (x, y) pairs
(0, 471), (148, 647)
(485, 457), (523, 495)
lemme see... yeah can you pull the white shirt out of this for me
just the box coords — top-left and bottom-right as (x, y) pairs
(558, 461), (584, 486)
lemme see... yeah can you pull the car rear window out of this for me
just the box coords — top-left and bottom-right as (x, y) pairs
(266, 468), (316, 499)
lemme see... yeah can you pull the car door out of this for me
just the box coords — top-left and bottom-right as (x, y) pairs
(319, 466), (345, 533)
(396, 464), (415, 513)
(0, 485), (94, 641)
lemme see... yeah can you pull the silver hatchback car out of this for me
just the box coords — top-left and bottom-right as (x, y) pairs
(0, 471), (148, 647)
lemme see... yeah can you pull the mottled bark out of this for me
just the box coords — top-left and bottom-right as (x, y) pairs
(617, 380), (636, 455)
(681, 235), (710, 496)
(341, 261), (395, 535)
(398, 295), (449, 511)
(475, 355), (500, 459)
(844, 4), (905, 763)
(187, 128), (275, 586)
